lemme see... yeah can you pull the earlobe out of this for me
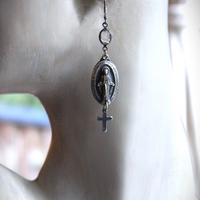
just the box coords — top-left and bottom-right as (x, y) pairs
(73, 0), (96, 23)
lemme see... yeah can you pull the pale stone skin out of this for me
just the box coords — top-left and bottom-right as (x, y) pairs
(0, 0), (198, 199)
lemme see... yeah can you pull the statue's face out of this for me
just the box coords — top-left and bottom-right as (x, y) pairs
(103, 69), (109, 75)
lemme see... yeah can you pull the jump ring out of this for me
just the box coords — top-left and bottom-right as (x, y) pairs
(102, 22), (108, 28)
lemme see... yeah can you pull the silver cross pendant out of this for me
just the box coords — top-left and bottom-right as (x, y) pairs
(97, 103), (113, 132)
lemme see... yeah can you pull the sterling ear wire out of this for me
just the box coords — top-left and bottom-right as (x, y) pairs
(91, 0), (119, 132)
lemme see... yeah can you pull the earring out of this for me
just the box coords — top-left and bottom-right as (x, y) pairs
(91, 0), (119, 132)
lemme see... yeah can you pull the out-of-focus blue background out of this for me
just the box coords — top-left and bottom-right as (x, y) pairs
(0, 94), (51, 180)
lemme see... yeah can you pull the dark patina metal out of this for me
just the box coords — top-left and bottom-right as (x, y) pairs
(97, 102), (113, 132)
(91, 58), (119, 106)
(91, 0), (119, 132)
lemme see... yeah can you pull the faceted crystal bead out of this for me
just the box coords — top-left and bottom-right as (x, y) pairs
(99, 28), (112, 45)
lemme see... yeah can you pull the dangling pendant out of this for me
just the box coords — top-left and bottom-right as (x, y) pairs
(91, 0), (119, 132)
(91, 58), (119, 106)
(91, 58), (119, 132)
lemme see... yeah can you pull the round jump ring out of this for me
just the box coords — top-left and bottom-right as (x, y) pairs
(102, 22), (108, 28)
(102, 46), (108, 51)
(102, 52), (109, 60)
(103, 102), (109, 111)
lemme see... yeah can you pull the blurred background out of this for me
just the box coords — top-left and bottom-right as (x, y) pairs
(0, 94), (51, 180)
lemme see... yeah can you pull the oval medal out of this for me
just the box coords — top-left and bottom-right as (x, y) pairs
(91, 59), (119, 106)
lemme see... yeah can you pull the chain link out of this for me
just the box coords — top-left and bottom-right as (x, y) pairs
(99, 0), (111, 59)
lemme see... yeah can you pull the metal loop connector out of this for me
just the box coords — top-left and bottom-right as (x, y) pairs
(103, 102), (109, 112)
(102, 52), (109, 60)
(102, 22), (108, 28)
(102, 45), (108, 52)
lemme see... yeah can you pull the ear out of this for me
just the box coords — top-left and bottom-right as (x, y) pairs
(73, 0), (96, 23)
